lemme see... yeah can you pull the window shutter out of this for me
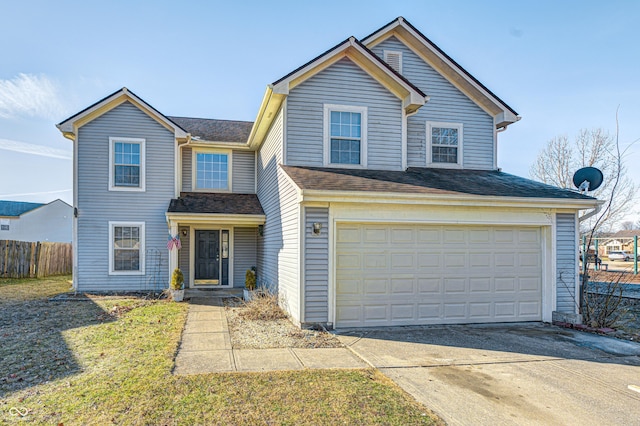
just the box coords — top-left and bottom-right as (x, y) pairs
(384, 51), (402, 74)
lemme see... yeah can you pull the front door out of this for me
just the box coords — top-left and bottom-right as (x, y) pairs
(195, 230), (220, 285)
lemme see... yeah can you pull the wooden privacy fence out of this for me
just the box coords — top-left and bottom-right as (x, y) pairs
(0, 240), (73, 278)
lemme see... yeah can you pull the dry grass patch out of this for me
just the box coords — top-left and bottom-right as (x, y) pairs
(1, 277), (442, 425)
(226, 293), (343, 349)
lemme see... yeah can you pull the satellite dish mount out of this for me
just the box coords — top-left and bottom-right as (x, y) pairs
(572, 167), (603, 194)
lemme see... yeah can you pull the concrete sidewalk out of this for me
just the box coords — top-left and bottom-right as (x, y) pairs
(173, 297), (367, 375)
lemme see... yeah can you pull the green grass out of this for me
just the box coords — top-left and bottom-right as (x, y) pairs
(1, 277), (441, 425)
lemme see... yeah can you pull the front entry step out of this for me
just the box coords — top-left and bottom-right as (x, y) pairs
(185, 288), (243, 299)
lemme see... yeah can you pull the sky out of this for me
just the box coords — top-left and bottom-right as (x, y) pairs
(1, 0), (639, 219)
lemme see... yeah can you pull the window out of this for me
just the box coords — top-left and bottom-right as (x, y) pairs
(383, 50), (402, 74)
(109, 137), (145, 191)
(109, 222), (145, 275)
(193, 150), (230, 191)
(323, 104), (367, 167)
(0, 219), (9, 231)
(427, 122), (463, 167)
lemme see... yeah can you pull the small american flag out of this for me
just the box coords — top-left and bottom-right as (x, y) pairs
(167, 234), (182, 251)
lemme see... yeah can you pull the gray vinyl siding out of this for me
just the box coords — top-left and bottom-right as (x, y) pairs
(303, 207), (329, 324)
(181, 146), (192, 192)
(233, 227), (258, 288)
(181, 147), (255, 193)
(556, 213), (578, 313)
(286, 57), (403, 170)
(76, 101), (174, 291)
(178, 226), (190, 285)
(256, 107), (301, 322)
(232, 151), (256, 193)
(372, 37), (495, 170)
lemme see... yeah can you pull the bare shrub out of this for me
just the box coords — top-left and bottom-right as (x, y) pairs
(582, 270), (629, 328)
(240, 290), (288, 321)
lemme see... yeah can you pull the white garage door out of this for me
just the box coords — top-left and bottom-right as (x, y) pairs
(335, 224), (542, 328)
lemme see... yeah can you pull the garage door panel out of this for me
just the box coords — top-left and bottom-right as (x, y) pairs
(363, 279), (388, 295)
(418, 229), (441, 243)
(335, 224), (543, 327)
(419, 278), (442, 294)
(391, 278), (414, 294)
(363, 252), (387, 269)
(364, 228), (387, 243)
(469, 302), (492, 318)
(444, 303), (467, 319)
(444, 278), (466, 293)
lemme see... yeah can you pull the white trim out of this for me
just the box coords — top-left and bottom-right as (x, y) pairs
(298, 189), (599, 210)
(323, 104), (368, 168)
(191, 148), (232, 192)
(72, 129), (79, 290)
(426, 121), (463, 168)
(362, 19), (519, 127)
(401, 109), (408, 170)
(299, 204), (306, 323)
(165, 212), (265, 225)
(189, 227), (233, 289)
(108, 221), (145, 276)
(282, 98), (288, 166)
(108, 137), (146, 192)
(57, 88), (189, 138)
(383, 50), (403, 74)
(546, 216), (557, 322)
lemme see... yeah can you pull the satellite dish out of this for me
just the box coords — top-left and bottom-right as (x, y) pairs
(572, 167), (603, 193)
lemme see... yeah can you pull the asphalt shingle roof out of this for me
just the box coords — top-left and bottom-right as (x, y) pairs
(167, 117), (253, 143)
(0, 201), (44, 217)
(168, 193), (264, 215)
(280, 165), (595, 200)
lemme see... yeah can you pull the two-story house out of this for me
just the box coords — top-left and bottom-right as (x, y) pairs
(57, 17), (597, 328)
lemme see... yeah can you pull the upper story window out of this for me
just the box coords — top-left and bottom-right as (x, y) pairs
(109, 221), (145, 275)
(109, 137), (145, 191)
(323, 104), (368, 167)
(383, 50), (402, 74)
(427, 122), (463, 168)
(193, 150), (230, 191)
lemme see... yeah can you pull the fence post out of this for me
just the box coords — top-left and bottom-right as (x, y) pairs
(635, 235), (638, 275)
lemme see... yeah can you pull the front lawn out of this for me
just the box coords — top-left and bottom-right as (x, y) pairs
(0, 276), (440, 425)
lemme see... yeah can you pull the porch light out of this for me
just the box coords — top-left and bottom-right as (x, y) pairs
(312, 222), (322, 235)
(181, 228), (188, 237)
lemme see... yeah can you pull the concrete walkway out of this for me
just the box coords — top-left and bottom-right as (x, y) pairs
(173, 297), (367, 375)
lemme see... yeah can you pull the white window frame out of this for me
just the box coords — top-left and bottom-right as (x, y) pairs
(323, 104), (368, 168)
(109, 221), (145, 275)
(426, 121), (463, 168)
(0, 219), (9, 231)
(108, 137), (146, 192)
(383, 50), (403, 74)
(191, 148), (232, 192)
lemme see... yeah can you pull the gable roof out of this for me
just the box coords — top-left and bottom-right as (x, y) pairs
(167, 117), (253, 143)
(0, 200), (44, 217)
(57, 87), (188, 141)
(248, 36), (429, 148)
(281, 165), (597, 206)
(362, 17), (519, 128)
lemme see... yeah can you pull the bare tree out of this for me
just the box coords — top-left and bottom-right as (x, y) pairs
(618, 220), (637, 231)
(530, 128), (636, 232)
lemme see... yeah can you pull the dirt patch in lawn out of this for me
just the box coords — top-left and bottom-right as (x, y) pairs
(224, 296), (343, 349)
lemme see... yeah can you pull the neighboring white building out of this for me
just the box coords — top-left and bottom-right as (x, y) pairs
(0, 199), (72, 243)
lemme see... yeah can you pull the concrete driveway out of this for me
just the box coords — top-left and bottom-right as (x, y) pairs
(336, 323), (640, 425)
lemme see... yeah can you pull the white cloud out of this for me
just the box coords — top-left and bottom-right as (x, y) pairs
(0, 138), (72, 160)
(0, 73), (65, 120)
